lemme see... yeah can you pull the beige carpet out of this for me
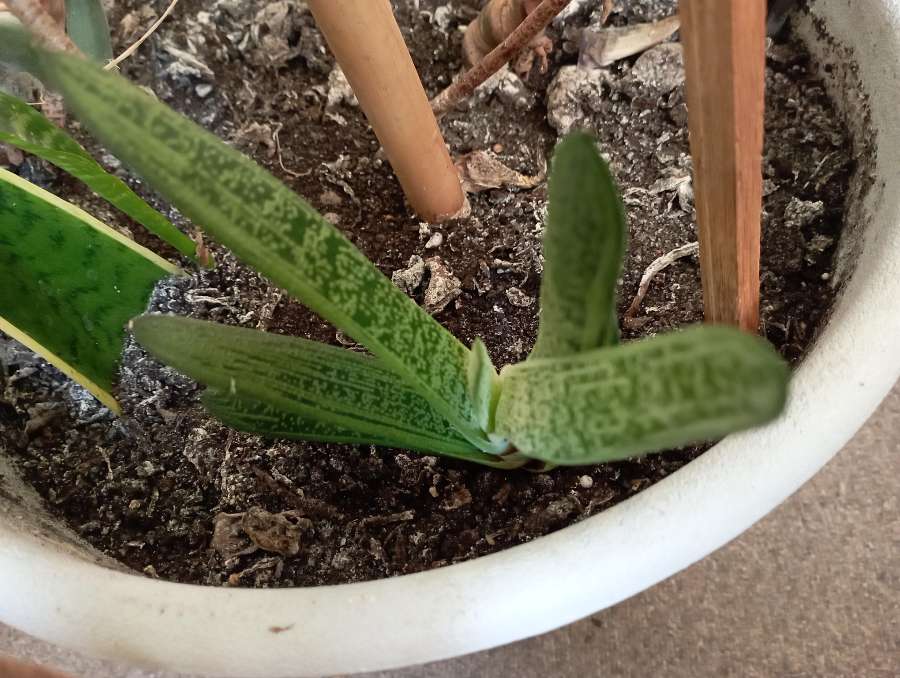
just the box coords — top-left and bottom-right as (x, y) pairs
(3, 381), (898, 678)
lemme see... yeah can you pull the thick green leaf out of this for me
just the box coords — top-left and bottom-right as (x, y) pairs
(0, 169), (177, 411)
(0, 18), (34, 73)
(201, 391), (519, 468)
(32, 49), (494, 451)
(467, 337), (500, 433)
(0, 90), (201, 262)
(66, 0), (113, 63)
(131, 315), (512, 463)
(496, 325), (789, 465)
(201, 390), (442, 449)
(530, 133), (626, 359)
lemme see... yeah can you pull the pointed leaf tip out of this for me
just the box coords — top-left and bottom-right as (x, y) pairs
(531, 132), (627, 360)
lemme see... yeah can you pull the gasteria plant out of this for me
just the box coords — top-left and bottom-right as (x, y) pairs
(1, 33), (789, 469)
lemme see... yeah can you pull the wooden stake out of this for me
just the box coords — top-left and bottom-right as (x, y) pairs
(679, 0), (766, 332)
(308, 0), (464, 223)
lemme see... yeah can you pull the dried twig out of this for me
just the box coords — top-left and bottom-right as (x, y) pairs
(105, 0), (179, 70)
(430, 0), (571, 117)
(3, 0), (76, 52)
(271, 122), (307, 178)
(601, 0), (614, 23)
(624, 242), (699, 319)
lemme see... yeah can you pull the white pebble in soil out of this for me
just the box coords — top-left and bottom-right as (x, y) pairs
(546, 65), (609, 136)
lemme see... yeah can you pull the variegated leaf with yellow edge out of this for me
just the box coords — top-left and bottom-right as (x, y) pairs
(0, 168), (177, 412)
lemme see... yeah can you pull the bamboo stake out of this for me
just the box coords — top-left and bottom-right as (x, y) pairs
(0, 655), (74, 678)
(679, 0), (766, 332)
(307, 0), (464, 223)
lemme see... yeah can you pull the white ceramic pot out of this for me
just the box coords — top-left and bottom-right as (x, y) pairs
(1, 1), (898, 676)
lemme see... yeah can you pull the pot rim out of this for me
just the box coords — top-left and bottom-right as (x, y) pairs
(2, 1), (899, 676)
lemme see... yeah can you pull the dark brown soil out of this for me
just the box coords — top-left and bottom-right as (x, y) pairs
(0, 0), (867, 587)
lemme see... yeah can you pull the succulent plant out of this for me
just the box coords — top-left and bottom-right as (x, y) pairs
(0, 32), (789, 467)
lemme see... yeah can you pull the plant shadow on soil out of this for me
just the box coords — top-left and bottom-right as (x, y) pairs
(0, 0), (870, 587)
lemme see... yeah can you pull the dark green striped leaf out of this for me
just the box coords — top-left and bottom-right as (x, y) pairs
(66, 0), (113, 63)
(131, 315), (512, 463)
(496, 325), (789, 465)
(34, 49), (494, 451)
(0, 169), (177, 411)
(0, 90), (201, 262)
(530, 132), (626, 359)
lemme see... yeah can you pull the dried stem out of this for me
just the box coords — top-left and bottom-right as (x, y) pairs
(4, 0), (77, 53)
(601, 0), (614, 23)
(624, 242), (699, 320)
(105, 0), (179, 70)
(430, 0), (571, 117)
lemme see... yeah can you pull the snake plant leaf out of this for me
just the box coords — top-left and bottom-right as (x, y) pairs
(496, 325), (789, 465)
(66, 0), (113, 63)
(131, 315), (512, 464)
(200, 391), (518, 468)
(529, 132), (626, 360)
(0, 169), (178, 412)
(0, 90), (201, 263)
(32, 50), (496, 452)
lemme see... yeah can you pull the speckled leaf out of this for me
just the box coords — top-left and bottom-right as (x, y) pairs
(132, 315), (512, 463)
(496, 325), (789, 465)
(530, 133), (626, 359)
(0, 90), (200, 262)
(66, 0), (113, 62)
(200, 390), (446, 450)
(0, 169), (177, 412)
(200, 391), (517, 467)
(34, 50), (494, 451)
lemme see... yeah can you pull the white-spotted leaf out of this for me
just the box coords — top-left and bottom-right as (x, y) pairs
(497, 325), (789, 464)
(132, 315), (512, 463)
